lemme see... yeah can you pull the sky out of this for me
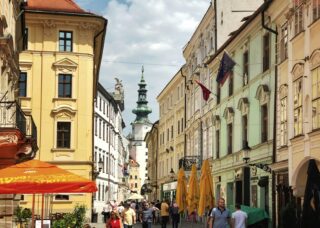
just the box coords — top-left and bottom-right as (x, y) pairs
(75, 0), (210, 133)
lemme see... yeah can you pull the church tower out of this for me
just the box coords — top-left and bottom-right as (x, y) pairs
(129, 66), (152, 187)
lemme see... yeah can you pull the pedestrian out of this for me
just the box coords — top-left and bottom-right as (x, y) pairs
(106, 211), (123, 228)
(155, 200), (161, 223)
(169, 200), (180, 228)
(231, 204), (247, 228)
(118, 202), (125, 214)
(208, 198), (231, 228)
(160, 199), (170, 228)
(122, 202), (136, 228)
(139, 202), (154, 228)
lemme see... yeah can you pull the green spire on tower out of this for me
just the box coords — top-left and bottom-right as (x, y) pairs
(132, 66), (152, 124)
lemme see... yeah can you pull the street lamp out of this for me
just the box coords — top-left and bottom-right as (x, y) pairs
(93, 158), (103, 179)
(242, 140), (251, 164)
(170, 168), (175, 181)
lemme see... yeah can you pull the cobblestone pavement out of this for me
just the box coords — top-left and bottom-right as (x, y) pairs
(89, 220), (206, 228)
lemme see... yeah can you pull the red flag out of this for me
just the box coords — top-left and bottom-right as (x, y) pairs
(195, 80), (211, 101)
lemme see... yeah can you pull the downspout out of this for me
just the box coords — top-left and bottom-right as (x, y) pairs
(180, 67), (187, 157)
(214, 0), (217, 51)
(261, 1), (278, 227)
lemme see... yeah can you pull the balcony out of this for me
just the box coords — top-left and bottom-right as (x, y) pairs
(0, 101), (38, 167)
(178, 156), (201, 171)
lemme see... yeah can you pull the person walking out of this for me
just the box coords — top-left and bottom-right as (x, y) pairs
(169, 201), (180, 228)
(208, 198), (231, 228)
(106, 211), (123, 228)
(160, 199), (170, 228)
(232, 204), (247, 228)
(140, 202), (154, 228)
(122, 203), (136, 228)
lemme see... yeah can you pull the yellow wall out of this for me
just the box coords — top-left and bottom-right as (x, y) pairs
(19, 12), (105, 217)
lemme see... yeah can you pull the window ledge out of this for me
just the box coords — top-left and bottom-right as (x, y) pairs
(19, 96), (32, 101)
(52, 200), (72, 204)
(278, 58), (288, 66)
(290, 30), (305, 42)
(289, 134), (304, 141)
(53, 98), (77, 102)
(308, 128), (320, 136)
(308, 17), (320, 28)
(51, 148), (75, 152)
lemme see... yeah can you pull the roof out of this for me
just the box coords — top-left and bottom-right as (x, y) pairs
(25, 0), (88, 14)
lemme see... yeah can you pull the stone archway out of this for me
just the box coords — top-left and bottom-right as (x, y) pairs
(291, 156), (320, 197)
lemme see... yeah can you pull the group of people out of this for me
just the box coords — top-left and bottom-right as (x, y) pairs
(207, 198), (248, 228)
(102, 199), (180, 228)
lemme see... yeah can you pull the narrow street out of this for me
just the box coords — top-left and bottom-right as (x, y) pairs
(90, 220), (207, 228)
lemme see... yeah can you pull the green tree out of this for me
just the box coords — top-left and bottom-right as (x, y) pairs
(52, 204), (87, 228)
(14, 207), (32, 227)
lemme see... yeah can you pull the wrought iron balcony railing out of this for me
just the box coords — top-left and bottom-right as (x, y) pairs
(179, 156), (201, 171)
(0, 101), (38, 151)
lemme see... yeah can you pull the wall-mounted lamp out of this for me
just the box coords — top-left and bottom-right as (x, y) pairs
(170, 168), (175, 181)
(93, 158), (103, 179)
(242, 140), (251, 164)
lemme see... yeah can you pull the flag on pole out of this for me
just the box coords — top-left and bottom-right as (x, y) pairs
(195, 80), (211, 101)
(216, 51), (236, 86)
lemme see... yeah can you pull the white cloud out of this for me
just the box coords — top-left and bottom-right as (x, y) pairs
(76, 0), (210, 134)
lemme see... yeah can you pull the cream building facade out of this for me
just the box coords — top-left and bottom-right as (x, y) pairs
(145, 121), (159, 201)
(18, 0), (106, 219)
(157, 67), (185, 201)
(270, 0), (320, 226)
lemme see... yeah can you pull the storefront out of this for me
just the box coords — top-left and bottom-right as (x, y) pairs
(162, 181), (177, 202)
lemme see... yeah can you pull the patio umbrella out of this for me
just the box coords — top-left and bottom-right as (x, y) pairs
(187, 164), (199, 214)
(176, 167), (187, 212)
(0, 159), (97, 193)
(0, 159), (97, 227)
(301, 159), (320, 227)
(198, 159), (214, 216)
(127, 193), (144, 200)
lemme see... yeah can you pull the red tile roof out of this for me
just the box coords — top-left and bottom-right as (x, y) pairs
(26, 0), (88, 14)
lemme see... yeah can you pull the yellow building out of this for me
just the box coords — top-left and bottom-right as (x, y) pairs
(128, 159), (141, 194)
(18, 0), (107, 218)
(157, 67), (185, 201)
(145, 121), (159, 201)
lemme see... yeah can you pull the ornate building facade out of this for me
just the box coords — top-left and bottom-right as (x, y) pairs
(93, 82), (128, 222)
(0, 1), (38, 227)
(18, 0), (106, 219)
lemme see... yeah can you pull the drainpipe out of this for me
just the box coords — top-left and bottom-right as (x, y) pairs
(180, 67), (187, 158)
(261, 1), (278, 227)
(214, 0), (217, 51)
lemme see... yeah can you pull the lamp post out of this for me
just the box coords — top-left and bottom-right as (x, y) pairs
(242, 140), (251, 164)
(93, 158), (103, 179)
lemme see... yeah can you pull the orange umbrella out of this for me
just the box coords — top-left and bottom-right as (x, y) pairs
(198, 159), (214, 216)
(176, 167), (187, 213)
(0, 159), (97, 194)
(187, 164), (199, 214)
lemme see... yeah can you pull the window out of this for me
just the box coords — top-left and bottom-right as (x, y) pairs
(135, 183), (138, 188)
(293, 78), (303, 135)
(294, 0), (304, 35)
(280, 24), (288, 62)
(99, 119), (102, 138)
(178, 121), (180, 134)
(216, 130), (220, 159)
(280, 97), (288, 145)
(243, 50), (249, 86)
(19, 72), (27, 97)
(263, 33), (270, 72)
(59, 31), (73, 52)
(242, 115), (248, 146)
(312, 66), (320, 129)
(229, 71), (233, 96)
(181, 118), (184, 132)
(217, 83), (221, 104)
(135, 175), (137, 179)
(171, 125), (173, 139)
(57, 122), (71, 148)
(261, 105), (268, 142)
(167, 129), (169, 141)
(94, 117), (97, 136)
(227, 124), (232, 154)
(313, 0), (320, 21)
(58, 74), (72, 98)
(55, 194), (69, 201)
